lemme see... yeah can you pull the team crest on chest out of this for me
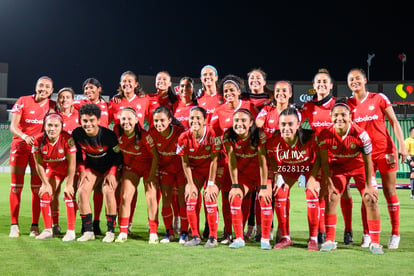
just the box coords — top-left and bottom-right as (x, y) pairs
(350, 143), (356, 149)
(58, 148), (64, 154)
(368, 105), (375, 111)
(98, 147), (103, 152)
(205, 145), (211, 151)
(134, 145), (140, 150)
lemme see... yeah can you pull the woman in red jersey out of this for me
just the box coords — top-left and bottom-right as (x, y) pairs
(196, 65), (222, 124)
(149, 106), (188, 243)
(176, 106), (225, 248)
(173, 77), (198, 130)
(114, 107), (159, 243)
(223, 108), (272, 249)
(9, 76), (56, 238)
(318, 101), (383, 254)
(267, 107), (321, 251)
(347, 68), (408, 249)
(246, 68), (272, 110)
(32, 113), (77, 241)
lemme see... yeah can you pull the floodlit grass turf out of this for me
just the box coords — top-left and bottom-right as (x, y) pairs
(0, 173), (413, 275)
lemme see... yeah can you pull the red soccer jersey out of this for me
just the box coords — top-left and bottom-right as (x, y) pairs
(318, 123), (372, 172)
(347, 92), (395, 156)
(73, 98), (109, 128)
(108, 94), (149, 129)
(248, 93), (270, 110)
(116, 129), (155, 171)
(11, 95), (56, 141)
(210, 100), (259, 136)
(176, 126), (222, 171)
(59, 109), (79, 134)
(301, 97), (336, 135)
(173, 100), (197, 130)
(146, 93), (178, 127)
(197, 92), (223, 124)
(222, 130), (267, 176)
(256, 105), (280, 138)
(267, 131), (317, 180)
(32, 131), (76, 174)
(149, 125), (185, 173)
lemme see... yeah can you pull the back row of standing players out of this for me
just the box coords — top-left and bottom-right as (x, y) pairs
(8, 66), (408, 253)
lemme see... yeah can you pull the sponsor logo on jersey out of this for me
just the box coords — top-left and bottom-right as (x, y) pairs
(30, 110), (35, 114)
(25, 118), (43, 124)
(354, 114), (379, 123)
(311, 121), (332, 127)
(368, 105), (375, 110)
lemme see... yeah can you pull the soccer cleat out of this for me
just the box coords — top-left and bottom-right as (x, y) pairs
(9, 225), (20, 238)
(62, 230), (76, 242)
(229, 238), (245, 249)
(127, 223), (133, 235)
(388, 235), (400, 249)
(204, 236), (218, 248)
(184, 236), (201, 247)
(115, 232), (128, 243)
(360, 234), (371, 248)
(411, 195), (414, 199)
(77, 231), (95, 242)
(254, 233), (262, 243)
(160, 232), (175, 243)
(36, 229), (53, 240)
(52, 224), (62, 236)
(260, 238), (272, 250)
(320, 240), (337, 252)
(369, 243), (384, 255)
(307, 239), (319, 251)
(273, 238), (293, 249)
(148, 233), (159, 244)
(102, 232), (115, 243)
(29, 225), (40, 237)
(173, 216), (181, 235)
(93, 220), (102, 236)
(317, 232), (326, 245)
(343, 231), (353, 245)
(220, 232), (233, 245)
(179, 231), (189, 244)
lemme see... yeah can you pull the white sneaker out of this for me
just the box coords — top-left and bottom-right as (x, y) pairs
(77, 231), (95, 242)
(388, 235), (400, 249)
(102, 232), (115, 243)
(9, 225), (20, 238)
(148, 233), (159, 244)
(360, 234), (371, 248)
(160, 233), (175, 243)
(36, 229), (53, 240)
(29, 225), (40, 237)
(62, 230), (76, 242)
(115, 232), (128, 243)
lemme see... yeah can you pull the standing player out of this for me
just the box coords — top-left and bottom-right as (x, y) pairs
(32, 113), (77, 241)
(149, 106), (188, 243)
(318, 101), (383, 254)
(115, 107), (159, 243)
(196, 65), (222, 124)
(223, 109), (272, 249)
(405, 126), (414, 199)
(176, 106), (224, 248)
(246, 68), (272, 110)
(173, 77), (198, 130)
(57, 87), (79, 135)
(267, 107), (321, 251)
(347, 68), (408, 249)
(72, 104), (123, 242)
(9, 76), (56, 238)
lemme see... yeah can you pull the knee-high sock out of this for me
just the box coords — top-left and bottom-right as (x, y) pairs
(242, 196), (251, 230)
(368, 219), (381, 244)
(361, 203), (369, 235)
(306, 189), (319, 238)
(148, 219), (158, 235)
(52, 210), (59, 226)
(196, 195), (202, 227)
(106, 214), (117, 233)
(386, 194), (400, 236)
(205, 200), (218, 239)
(340, 197), (353, 232)
(64, 195), (76, 231)
(325, 213), (337, 242)
(31, 174), (42, 225)
(275, 188), (289, 237)
(260, 198), (273, 239)
(180, 206), (189, 232)
(318, 198), (326, 233)
(161, 206), (174, 234)
(231, 196), (243, 239)
(186, 198), (199, 237)
(129, 194), (137, 224)
(40, 193), (52, 229)
(222, 193), (232, 233)
(80, 213), (93, 232)
(119, 216), (129, 234)
(93, 192), (103, 221)
(10, 173), (24, 225)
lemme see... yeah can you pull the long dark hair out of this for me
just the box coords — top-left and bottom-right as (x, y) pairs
(82, 78), (106, 101)
(116, 107), (143, 144)
(279, 107), (313, 145)
(40, 113), (64, 149)
(226, 108), (260, 148)
(117, 70), (144, 98)
(157, 71), (178, 104)
(153, 106), (183, 128)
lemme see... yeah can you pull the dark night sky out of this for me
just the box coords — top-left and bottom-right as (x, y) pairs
(0, 0), (412, 98)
